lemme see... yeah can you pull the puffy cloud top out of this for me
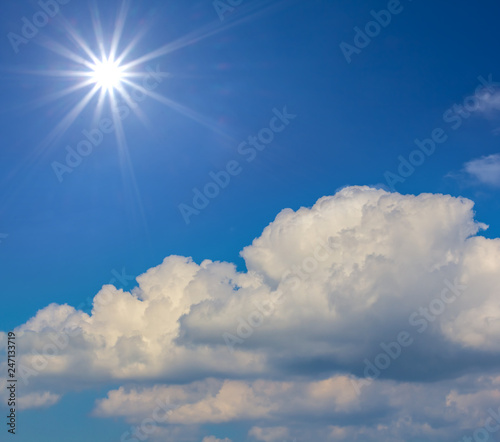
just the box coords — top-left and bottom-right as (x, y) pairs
(3, 186), (500, 441)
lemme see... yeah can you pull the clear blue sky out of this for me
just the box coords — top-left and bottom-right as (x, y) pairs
(1, 0), (500, 441)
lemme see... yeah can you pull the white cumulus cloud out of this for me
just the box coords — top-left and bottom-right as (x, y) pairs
(3, 186), (500, 441)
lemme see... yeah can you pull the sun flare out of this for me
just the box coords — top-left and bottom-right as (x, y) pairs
(90, 57), (124, 90)
(31, 0), (231, 155)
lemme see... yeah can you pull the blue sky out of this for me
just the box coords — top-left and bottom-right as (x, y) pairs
(1, 0), (500, 441)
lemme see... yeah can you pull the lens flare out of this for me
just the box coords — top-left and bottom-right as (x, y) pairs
(90, 58), (123, 90)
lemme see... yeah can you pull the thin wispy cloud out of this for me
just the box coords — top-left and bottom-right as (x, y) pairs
(464, 154), (500, 187)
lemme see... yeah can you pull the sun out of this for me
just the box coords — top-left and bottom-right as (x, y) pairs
(90, 57), (124, 90)
(31, 0), (237, 154)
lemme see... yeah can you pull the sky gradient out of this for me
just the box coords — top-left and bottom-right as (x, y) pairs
(1, 0), (500, 441)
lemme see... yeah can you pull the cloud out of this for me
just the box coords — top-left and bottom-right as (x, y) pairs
(249, 426), (290, 441)
(464, 154), (500, 187)
(94, 375), (359, 424)
(18, 391), (61, 410)
(3, 186), (500, 440)
(94, 373), (500, 441)
(202, 437), (232, 442)
(476, 89), (500, 114)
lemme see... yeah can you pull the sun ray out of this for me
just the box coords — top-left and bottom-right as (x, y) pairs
(4, 68), (91, 78)
(119, 0), (285, 72)
(39, 84), (101, 151)
(109, 0), (131, 60)
(114, 27), (148, 66)
(108, 88), (150, 241)
(91, 87), (108, 128)
(89, 2), (106, 60)
(38, 38), (96, 70)
(58, 15), (101, 65)
(113, 83), (150, 127)
(24, 79), (96, 111)
(108, 89), (148, 230)
(120, 78), (230, 138)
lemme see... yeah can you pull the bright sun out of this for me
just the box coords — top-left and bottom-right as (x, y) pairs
(90, 58), (124, 90)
